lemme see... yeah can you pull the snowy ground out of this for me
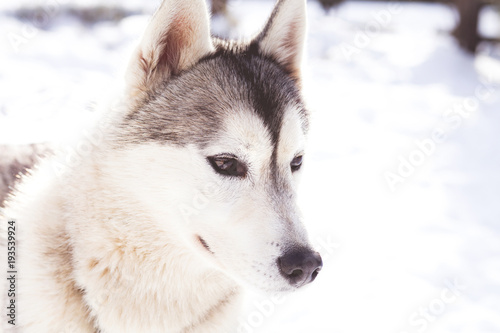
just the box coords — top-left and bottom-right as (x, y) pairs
(1, 1), (500, 332)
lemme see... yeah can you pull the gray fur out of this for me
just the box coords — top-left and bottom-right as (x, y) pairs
(121, 38), (309, 148)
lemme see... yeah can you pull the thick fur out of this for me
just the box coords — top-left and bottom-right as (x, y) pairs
(0, 143), (52, 207)
(0, 0), (317, 332)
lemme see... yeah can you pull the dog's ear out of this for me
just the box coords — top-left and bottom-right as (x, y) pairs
(255, 0), (307, 81)
(126, 0), (213, 102)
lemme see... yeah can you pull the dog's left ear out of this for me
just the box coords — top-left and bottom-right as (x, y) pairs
(254, 0), (307, 81)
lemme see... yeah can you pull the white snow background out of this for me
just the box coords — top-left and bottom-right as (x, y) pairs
(1, 0), (500, 332)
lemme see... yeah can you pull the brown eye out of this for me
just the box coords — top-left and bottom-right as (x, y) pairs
(208, 155), (247, 178)
(291, 155), (303, 172)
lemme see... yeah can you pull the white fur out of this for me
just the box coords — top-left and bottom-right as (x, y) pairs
(0, 0), (313, 332)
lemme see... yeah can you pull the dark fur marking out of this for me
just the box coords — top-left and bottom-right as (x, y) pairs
(197, 235), (213, 254)
(122, 38), (308, 148)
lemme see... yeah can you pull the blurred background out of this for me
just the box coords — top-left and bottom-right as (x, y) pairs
(1, 0), (500, 332)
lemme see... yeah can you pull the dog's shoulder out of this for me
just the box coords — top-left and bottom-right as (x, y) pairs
(0, 143), (53, 207)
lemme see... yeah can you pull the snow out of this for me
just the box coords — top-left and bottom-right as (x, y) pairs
(1, 0), (500, 332)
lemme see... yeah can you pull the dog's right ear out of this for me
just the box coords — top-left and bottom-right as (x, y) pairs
(125, 0), (213, 103)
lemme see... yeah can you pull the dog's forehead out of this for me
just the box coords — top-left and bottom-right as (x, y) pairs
(210, 50), (309, 138)
(203, 51), (308, 154)
(213, 103), (305, 159)
(211, 109), (273, 158)
(123, 50), (309, 151)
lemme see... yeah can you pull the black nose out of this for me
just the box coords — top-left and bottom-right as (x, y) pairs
(278, 248), (323, 287)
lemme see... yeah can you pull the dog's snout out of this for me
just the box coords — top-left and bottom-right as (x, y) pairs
(277, 248), (322, 287)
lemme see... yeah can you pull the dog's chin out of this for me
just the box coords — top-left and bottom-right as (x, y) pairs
(234, 275), (298, 295)
(259, 285), (296, 295)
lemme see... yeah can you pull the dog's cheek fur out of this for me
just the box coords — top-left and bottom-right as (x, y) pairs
(92, 143), (280, 291)
(204, 202), (294, 292)
(66, 144), (245, 331)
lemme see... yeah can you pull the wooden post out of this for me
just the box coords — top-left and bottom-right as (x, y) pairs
(453, 0), (482, 53)
(211, 0), (228, 16)
(318, 0), (345, 13)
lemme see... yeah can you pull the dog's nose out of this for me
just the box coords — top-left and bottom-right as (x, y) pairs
(278, 248), (322, 287)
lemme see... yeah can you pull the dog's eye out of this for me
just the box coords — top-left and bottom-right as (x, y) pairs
(291, 155), (303, 172)
(208, 156), (247, 178)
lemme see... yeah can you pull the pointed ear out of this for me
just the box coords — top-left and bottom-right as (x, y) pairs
(255, 0), (307, 81)
(125, 0), (214, 102)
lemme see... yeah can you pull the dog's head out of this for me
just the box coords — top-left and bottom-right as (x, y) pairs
(110, 0), (322, 293)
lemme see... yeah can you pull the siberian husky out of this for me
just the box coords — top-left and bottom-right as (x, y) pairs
(0, 0), (322, 331)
